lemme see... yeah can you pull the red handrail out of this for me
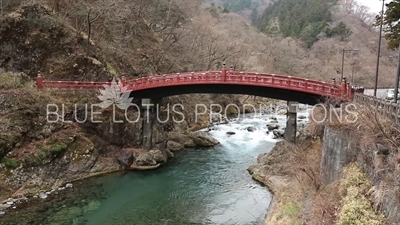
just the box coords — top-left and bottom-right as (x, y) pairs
(36, 70), (346, 100)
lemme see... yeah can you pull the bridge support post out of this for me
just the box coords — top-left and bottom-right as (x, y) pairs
(285, 101), (298, 143)
(142, 98), (155, 151)
(36, 75), (44, 90)
(340, 77), (347, 98)
(222, 63), (227, 81)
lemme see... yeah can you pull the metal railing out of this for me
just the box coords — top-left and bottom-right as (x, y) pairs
(354, 93), (400, 123)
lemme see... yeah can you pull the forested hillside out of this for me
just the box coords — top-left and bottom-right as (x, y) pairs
(207, 0), (270, 12)
(257, 0), (352, 47)
(0, 0), (397, 86)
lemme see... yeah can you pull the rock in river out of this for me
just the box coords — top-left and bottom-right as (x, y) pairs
(116, 149), (134, 168)
(267, 124), (280, 131)
(167, 141), (185, 152)
(273, 130), (285, 139)
(189, 131), (219, 147)
(149, 150), (167, 164)
(247, 127), (256, 132)
(168, 132), (196, 147)
(136, 152), (156, 166)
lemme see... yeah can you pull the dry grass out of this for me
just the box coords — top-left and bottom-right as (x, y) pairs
(254, 125), (333, 224)
(354, 101), (400, 151)
(336, 163), (386, 225)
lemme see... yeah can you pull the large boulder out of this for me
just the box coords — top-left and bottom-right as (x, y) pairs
(115, 149), (134, 168)
(273, 130), (285, 139)
(168, 132), (196, 147)
(149, 150), (167, 164)
(189, 131), (219, 147)
(136, 152), (156, 166)
(165, 149), (175, 159)
(267, 124), (280, 131)
(167, 141), (185, 152)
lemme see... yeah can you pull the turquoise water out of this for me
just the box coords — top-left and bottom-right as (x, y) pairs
(80, 114), (279, 225)
(1, 113), (295, 225)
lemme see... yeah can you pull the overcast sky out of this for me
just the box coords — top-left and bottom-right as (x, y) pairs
(357, 0), (392, 14)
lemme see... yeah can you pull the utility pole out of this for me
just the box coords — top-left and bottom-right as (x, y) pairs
(341, 49), (345, 81)
(374, 0), (385, 97)
(394, 43), (400, 103)
(341, 49), (358, 82)
(351, 62), (355, 85)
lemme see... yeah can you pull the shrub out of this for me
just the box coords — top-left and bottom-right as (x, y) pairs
(22, 153), (47, 167)
(1, 158), (19, 169)
(40, 144), (68, 157)
(339, 164), (371, 196)
(283, 202), (300, 218)
(337, 164), (386, 225)
(0, 72), (22, 89)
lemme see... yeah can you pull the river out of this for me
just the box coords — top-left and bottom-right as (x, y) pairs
(1, 112), (303, 225)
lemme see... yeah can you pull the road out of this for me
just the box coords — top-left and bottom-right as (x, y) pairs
(363, 89), (390, 99)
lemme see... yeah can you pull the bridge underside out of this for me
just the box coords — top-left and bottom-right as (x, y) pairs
(129, 84), (328, 105)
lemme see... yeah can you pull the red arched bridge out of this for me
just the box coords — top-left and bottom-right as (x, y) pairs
(36, 67), (362, 105)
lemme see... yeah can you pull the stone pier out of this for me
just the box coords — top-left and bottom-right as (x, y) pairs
(285, 101), (298, 143)
(142, 98), (155, 151)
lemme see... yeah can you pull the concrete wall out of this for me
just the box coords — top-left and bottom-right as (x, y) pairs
(320, 126), (400, 224)
(320, 127), (358, 186)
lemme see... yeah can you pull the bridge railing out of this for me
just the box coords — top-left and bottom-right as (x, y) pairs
(121, 70), (343, 99)
(354, 93), (400, 123)
(125, 71), (225, 89)
(36, 69), (351, 100)
(225, 71), (341, 96)
(36, 76), (112, 90)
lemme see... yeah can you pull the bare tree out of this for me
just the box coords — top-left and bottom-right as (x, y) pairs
(339, 0), (357, 14)
(86, 8), (102, 55)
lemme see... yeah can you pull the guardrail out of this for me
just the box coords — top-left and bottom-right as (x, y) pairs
(354, 93), (400, 123)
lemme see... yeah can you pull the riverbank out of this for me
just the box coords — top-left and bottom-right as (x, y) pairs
(249, 108), (393, 225)
(248, 131), (327, 225)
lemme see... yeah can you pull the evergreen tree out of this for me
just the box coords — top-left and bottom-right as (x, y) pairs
(256, 0), (338, 47)
(222, 0), (252, 12)
(325, 21), (352, 41)
(379, 0), (400, 49)
(222, 7), (230, 13)
(209, 3), (218, 17)
(251, 7), (258, 25)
